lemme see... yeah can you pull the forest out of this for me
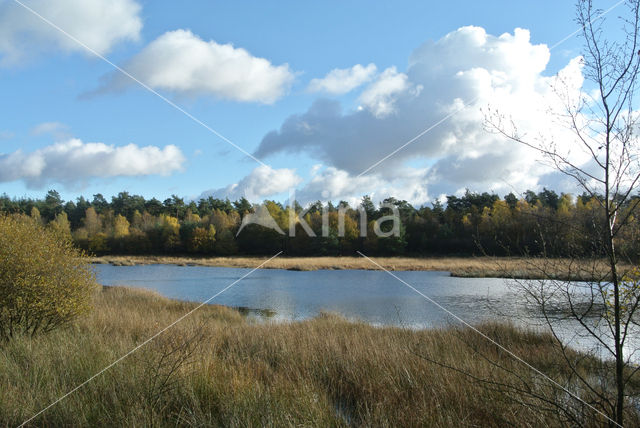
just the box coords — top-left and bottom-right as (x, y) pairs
(0, 188), (637, 259)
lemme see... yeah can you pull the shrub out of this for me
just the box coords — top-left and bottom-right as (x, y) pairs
(0, 215), (99, 340)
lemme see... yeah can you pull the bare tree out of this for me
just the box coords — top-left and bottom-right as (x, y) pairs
(485, 0), (640, 425)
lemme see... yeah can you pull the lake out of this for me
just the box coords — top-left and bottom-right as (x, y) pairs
(94, 264), (636, 358)
(95, 264), (525, 327)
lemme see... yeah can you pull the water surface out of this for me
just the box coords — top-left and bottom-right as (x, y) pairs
(95, 264), (533, 328)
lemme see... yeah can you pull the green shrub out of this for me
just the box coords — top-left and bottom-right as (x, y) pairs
(0, 215), (98, 340)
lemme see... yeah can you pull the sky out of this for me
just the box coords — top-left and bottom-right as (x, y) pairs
(0, 0), (615, 206)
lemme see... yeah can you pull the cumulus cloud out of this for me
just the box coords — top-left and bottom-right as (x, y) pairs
(197, 165), (302, 202)
(198, 163), (427, 207)
(0, 0), (142, 64)
(358, 67), (415, 117)
(294, 165), (429, 207)
(98, 29), (295, 103)
(254, 26), (588, 203)
(0, 139), (185, 187)
(307, 63), (377, 95)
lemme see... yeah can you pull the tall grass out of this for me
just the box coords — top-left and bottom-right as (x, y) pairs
(0, 287), (635, 427)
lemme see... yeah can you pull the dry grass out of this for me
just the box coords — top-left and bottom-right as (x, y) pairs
(0, 287), (634, 427)
(91, 255), (627, 281)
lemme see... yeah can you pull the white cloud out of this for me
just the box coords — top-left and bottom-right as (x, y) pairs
(197, 165), (302, 202)
(0, 0), (142, 64)
(100, 29), (295, 103)
(307, 63), (377, 95)
(358, 66), (413, 117)
(255, 26), (589, 203)
(0, 139), (185, 187)
(295, 165), (430, 207)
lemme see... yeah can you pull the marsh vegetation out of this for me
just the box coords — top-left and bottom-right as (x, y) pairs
(3, 286), (636, 427)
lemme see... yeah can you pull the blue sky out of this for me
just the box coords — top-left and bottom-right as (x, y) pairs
(0, 0), (600, 205)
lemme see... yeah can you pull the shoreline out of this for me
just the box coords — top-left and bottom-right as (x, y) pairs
(90, 255), (620, 281)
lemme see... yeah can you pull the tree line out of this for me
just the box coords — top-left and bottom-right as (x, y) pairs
(0, 188), (638, 258)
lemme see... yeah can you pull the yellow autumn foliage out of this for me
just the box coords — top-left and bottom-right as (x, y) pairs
(0, 215), (99, 340)
(113, 214), (130, 238)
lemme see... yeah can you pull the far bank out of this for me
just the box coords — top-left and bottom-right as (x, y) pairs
(90, 255), (625, 281)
